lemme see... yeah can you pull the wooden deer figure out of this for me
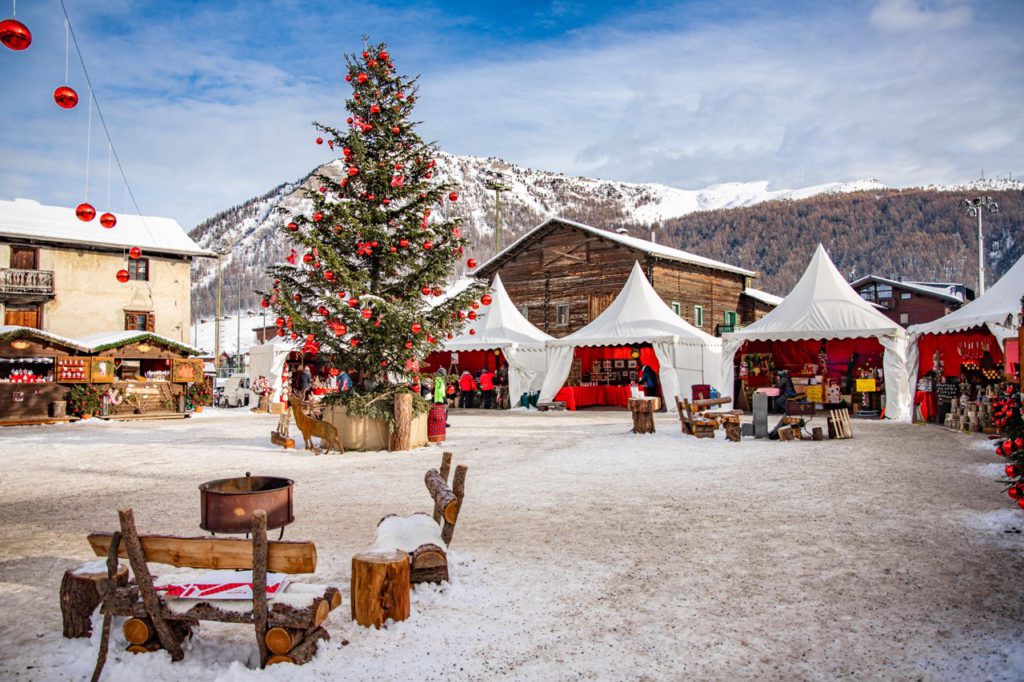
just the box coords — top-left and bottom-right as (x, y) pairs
(287, 395), (344, 454)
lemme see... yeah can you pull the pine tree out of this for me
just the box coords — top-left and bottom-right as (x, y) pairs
(265, 40), (484, 410)
(995, 382), (1024, 509)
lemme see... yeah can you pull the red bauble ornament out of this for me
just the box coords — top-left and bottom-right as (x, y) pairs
(378, 51), (389, 61)
(449, 192), (459, 202)
(392, 126), (400, 134)
(99, 212), (117, 229)
(324, 270), (335, 281)
(350, 338), (360, 347)
(410, 322), (422, 334)
(334, 323), (348, 335)
(276, 329), (285, 337)
(389, 246), (397, 253)
(1017, 437), (1024, 448)
(302, 253), (313, 264)
(116, 269), (130, 283)
(471, 301), (480, 310)
(313, 212), (323, 222)
(433, 286), (443, 296)
(1006, 465), (1017, 477)
(481, 294), (492, 305)
(75, 203), (96, 222)
(53, 86), (78, 109)
(361, 308), (373, 319)
(317, 306), (329, 316)
(345, 74), (353, 82)
(466, 258), (477, 269)
(316, 137), (323, 145)
(1010, 487), (1021, 500)
(0, 18), (31, 51)
(469, 329), (476, 335)
(370, 105), (380, 113)
(293, 293), (302, 303)
(399, 239), (410, 248)
(423, 241), (433, 250)
(468, 311), (477, 320)
(348, 297), (359, 307)
(275, 317), (285, 327)
(404, 341), (413, 349)
(290, 332), (298, 340)
(1018, 498), (1024, 509)
(357, 73), (368, 84)
(348, 167), (359, 177)
(287, 221), (298, 231)
(129, 247), (142, 260)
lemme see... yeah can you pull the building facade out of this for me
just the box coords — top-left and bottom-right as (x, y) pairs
(0, 198), (212, 342)
(474, 218), (777, 337)
(850, 275), (973, 327)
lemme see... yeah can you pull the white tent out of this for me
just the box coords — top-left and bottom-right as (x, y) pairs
(442, 274), (552, 405)
(538, 262), (723, 408)
(906, 252), (1024, 395)
(722, 244), (911, 421)
(248, 341), (294, 407)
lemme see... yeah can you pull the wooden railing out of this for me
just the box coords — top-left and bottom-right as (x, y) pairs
(0, 268), (55, 296)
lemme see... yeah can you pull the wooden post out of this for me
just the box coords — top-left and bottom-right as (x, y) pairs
(90, 531), (121, 682)
(252, 510), (269, 669)
(60, 563), (128, 638)
(724, 421), (741, 442)
(424, 469), (459, 523)
(433, 452), (453, 524)
(117, 509), (184, 661)
(629, 397), (656, 434)
(442, 465), (467, 546)
(350, 551), (410, 629)
(390, 391), (412, 451)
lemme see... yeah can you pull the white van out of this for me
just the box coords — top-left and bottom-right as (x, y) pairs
(219, 374), (250, 408)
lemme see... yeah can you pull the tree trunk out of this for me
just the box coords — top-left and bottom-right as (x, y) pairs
(424, 469), (459, 524)
(252, 510), (269, 669)
(629, 398), (656, 434)
(60, 563), (128, 638)
(350, 551), (410, 628)
(390, 392), (412, 451)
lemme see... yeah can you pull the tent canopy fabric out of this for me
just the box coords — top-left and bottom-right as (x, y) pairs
(721, 244), (910, 421)
(908, 252), (1024, 337)
(539, 262), (723, 407)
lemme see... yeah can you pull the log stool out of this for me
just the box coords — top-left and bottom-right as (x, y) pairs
(629, 397), (659, 434)
(60, 562), (129, 638)
(351, 551), (410, 629)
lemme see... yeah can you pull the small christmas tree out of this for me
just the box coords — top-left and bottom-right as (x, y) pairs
(265, 40), (484, 431)
(994, 383), (1024, 509)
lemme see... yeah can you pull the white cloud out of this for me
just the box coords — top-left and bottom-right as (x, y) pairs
(869, 0), (973, 32)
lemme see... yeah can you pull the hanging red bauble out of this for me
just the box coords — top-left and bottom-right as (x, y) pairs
(481, 294), (492, 306)
(458, 310), (466, 319)
(313, 212), (323, 222)
(53, 86), (78, 109)
(293, 293), (302, 303)
(287, 221), (298, 231)
(361, 308), (373, 319)
(1018, 498), (1024, 509)
(449, 192), (459, 202)
(350, 338), (360, 347)
(260, 299), (269, 308)
(399, 239), (410, 248)
(276, 328), (285, 337)
(370, 104), (380, 114)
(469, 329), (476, 335)
(345, 73), (353, 82)
(1017, 437), (1024, 448)
(357, 72), (368, 84)
(471, 301), (480, 310)
(423, 241), (433, 250)
(392, 126), (400, 134)
(75, 203), (96, 222)
(302, 253), (313, 263)
(378, 51), (389, 61)
(348, 297), (359, 307)
(468, 311), (477, 320)
(348, 167), (359, 177)
(129, 247), (142, 260)
(315, 137), (323, 145)
(1010, 488), (1021, 500)
(99, 212), (117, 229)
(410, 322), (422, 334)
(334, 323), (348, 335)
(389, 246), (397, 253)
(324, 270), (335, 281)
(0, 18), (31, 51)
(290, 332), (298, 340)
(433, 286), (443, 296)
(275, 317), (285, 327)
(1006, 465), (1017, 477)
(404, 341), (413, 350)
(421, 286), (431, 296)
(317, 306), (329, 316)
(466, 258), (477, 269)
(397, 91), (404, 100)
(116, 269), (130, 283)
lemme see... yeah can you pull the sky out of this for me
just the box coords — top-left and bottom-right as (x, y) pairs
(0, 0), (1022, 230)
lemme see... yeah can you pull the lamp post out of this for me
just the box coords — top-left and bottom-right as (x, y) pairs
(484, 170), (511, 253)
(961, 195), (999, 295)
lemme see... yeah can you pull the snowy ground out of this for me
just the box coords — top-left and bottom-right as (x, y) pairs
(1, 409), (1022, 680)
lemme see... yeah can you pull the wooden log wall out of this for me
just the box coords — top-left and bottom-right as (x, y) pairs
(650, 263), (747, 335)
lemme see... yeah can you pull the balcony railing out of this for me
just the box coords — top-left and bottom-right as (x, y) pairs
(0, 268), (55, 297)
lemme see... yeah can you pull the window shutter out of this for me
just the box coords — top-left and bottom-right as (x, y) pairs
(146, 313), (155, 332)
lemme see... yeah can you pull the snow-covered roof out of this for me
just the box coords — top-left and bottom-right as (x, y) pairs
(908, 252), (1024, 336)
(77, 331), (200, 355)
(548, 262), (721, 348)
(742, 287), (783, 307)
(0, 198), (214, 258)
(724, 244), (906, 342)
(849, 275), (964, 304)
(443, 274), (552, 352)
(0, 325), (89, 352)
(474, 217), (756, 278)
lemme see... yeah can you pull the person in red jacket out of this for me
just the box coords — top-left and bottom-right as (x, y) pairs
(478, 368), (496, 409)
(458, 370), (477, 408)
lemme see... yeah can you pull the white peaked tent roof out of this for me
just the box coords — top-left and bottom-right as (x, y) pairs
(726, 244), (905, 342)
(908, 252), (1024, 336)
(444, 275), (553, 351)
(549, 262), (719, 347)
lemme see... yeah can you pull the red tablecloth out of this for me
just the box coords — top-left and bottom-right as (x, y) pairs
(914, 390), (936, 422)
(554, 385), (633, 411)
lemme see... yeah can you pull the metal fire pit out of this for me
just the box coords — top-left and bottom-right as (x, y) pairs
(199, 473), (294, 536)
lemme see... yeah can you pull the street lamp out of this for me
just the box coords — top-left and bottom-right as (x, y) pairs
(484, 170), (511, 253)
(961, 195), (998, 296)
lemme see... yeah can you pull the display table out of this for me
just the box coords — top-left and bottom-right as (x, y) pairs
(554, 385), (633, 411)
(914, 390), (936, 422)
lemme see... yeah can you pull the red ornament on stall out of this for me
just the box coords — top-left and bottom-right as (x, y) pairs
(0, 18), (31, 50)
(378, 51), (389, 61)
(1006, 465), (1017, 477)
(330, 367), (340, 377)
(481, 294), (492, 305)
(116, 269), (130, 283)
(392, 126), (400, 134)
(290, 332), (298, 340)
(1010, 487), (1021, 500)
(449, 192), (459, 202)
(317, 306), (329, 316)
(276, 328), (285, 337)
(99, 212), (117, 229)
(370, 105), (380, 114)
(410, 322), (422, 334)
(404, 341), (413, 349)
(53, 86), (78, 109)
(75, 203), (96, 222)
(129, 247), (142, 260)
(432, 286), (443, 297)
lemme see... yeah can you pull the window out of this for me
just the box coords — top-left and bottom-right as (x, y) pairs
(899, 312), (910, 325)
(9, 246), (37, 269)
(694, 305), (704, 327)
(671, 301), (682, 316)
(724, 310), (738, 327)
(876, 283), (892, 299)
(900, 292), (912, 300)
(555, 304), (569, 327)
(125, 311), (154, 332)
(128, 258), (149, 281)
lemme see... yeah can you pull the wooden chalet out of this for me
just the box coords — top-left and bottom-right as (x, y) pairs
(850, 276), (973, 327)
(473, 218), (775, 337)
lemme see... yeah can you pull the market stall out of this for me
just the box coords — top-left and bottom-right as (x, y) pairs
(0, 326), (88, 423)
(722, 244), (911, 421)
(423, 274), (552, 408)
(77, 331), (202, 418)
(907, 252), (1024, 422)
(539, 262), (723, 410)
(248, 341), (295, 412)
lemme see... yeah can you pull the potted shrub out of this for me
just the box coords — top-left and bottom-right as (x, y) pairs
(67, 385), (101, 419)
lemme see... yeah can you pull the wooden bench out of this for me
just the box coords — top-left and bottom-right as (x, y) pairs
(675, 396), (740, 439)
(371, 452), (466, 584)
(72, 508), (341, 671)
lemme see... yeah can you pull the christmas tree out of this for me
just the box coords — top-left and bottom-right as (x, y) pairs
(994, 382), (1024, 509)
(265, 40), (484, 418)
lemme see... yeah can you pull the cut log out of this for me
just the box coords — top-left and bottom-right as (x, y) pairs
(691, 397), (731, 409)
(126, 641), (162, 654)
(433, 452), (453, 524)
(424, 469), (459, 524)
(442, 465), (467, 546)
(266, 626), (303, 655)
(629, 397), (657, 434)
(252, 510), (269, 669)
(351, 551), (410, 629)
(410, 543), (449, 584)
(60, 563), (128, 638)
(87, 532), (317, 573)
(724, 421), (741, 442)
(390, 392), (412, 452)
(270, 431), (295, 449)
(122, 617), (152, 645)
(324, 586), (342, 611)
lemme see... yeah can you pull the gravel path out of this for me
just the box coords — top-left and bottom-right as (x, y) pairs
(0, 408), (1021, 680)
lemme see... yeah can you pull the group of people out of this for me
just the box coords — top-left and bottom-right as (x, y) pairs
(291, 364), (354, 401)
(416, 366), (506, 410)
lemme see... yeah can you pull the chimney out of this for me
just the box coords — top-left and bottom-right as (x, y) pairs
(650, 230), (656, 244)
